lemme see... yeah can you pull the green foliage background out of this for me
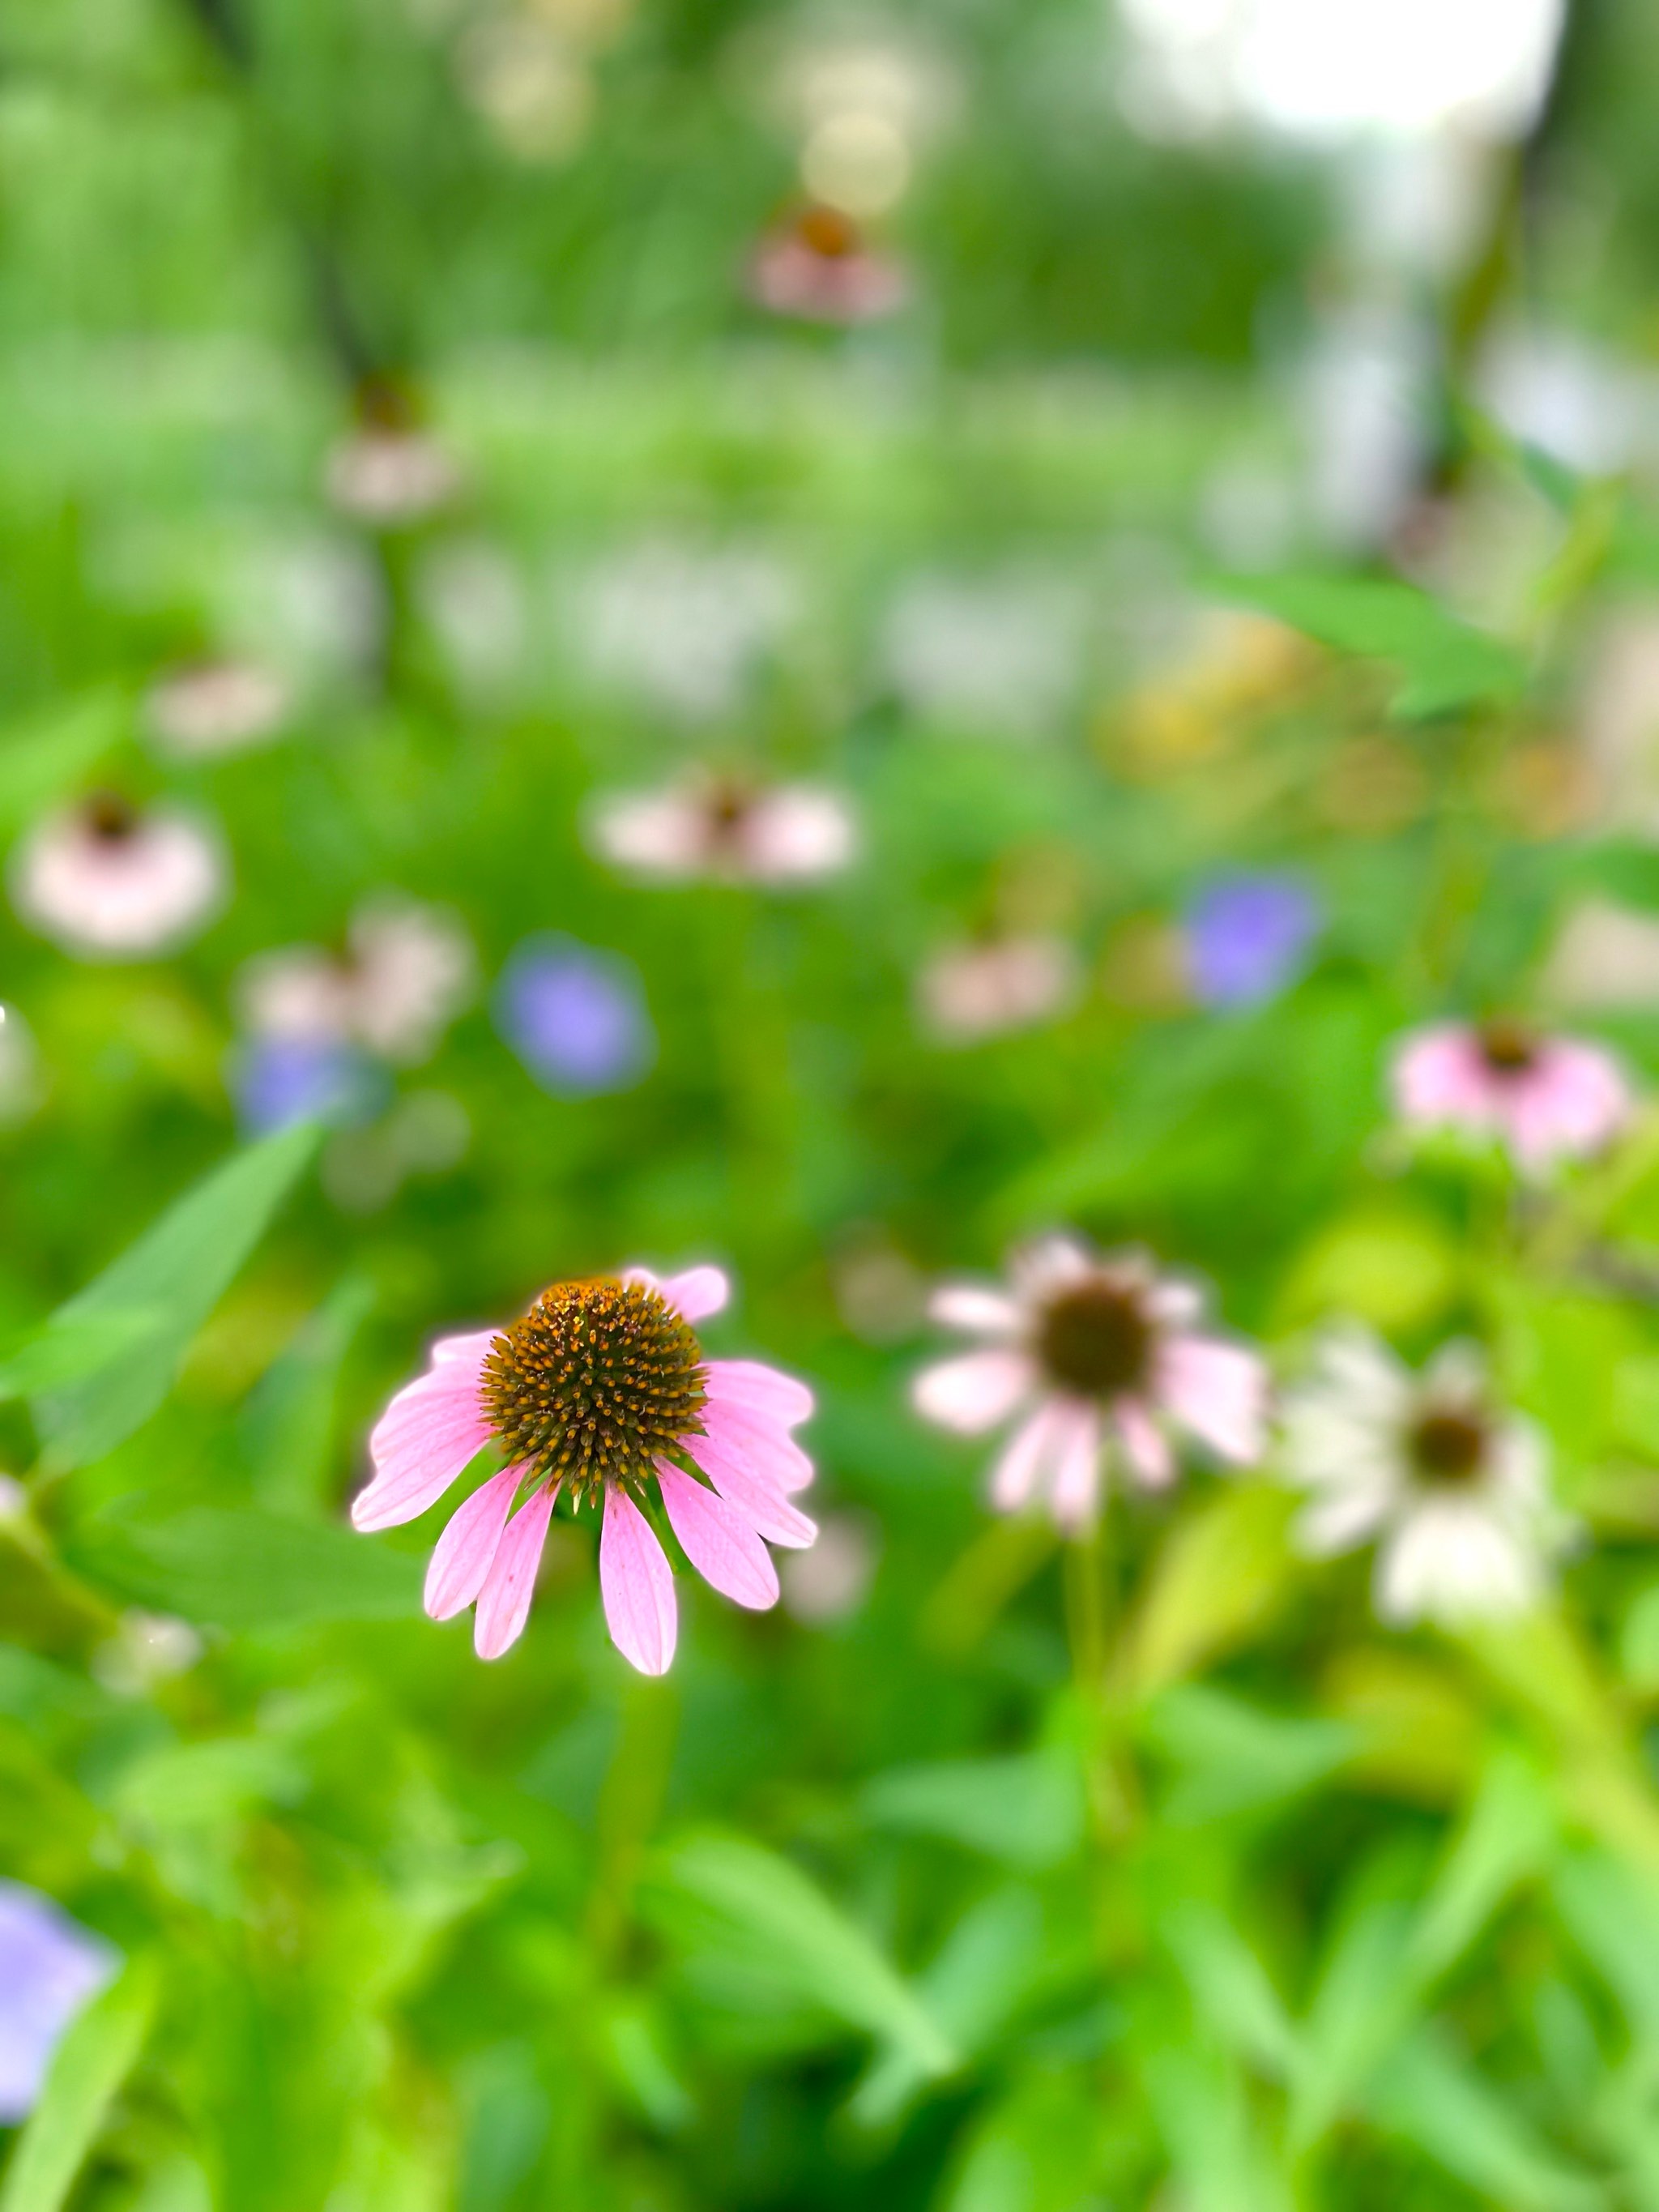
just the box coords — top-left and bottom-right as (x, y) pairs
(9, 1), (1659, 2208)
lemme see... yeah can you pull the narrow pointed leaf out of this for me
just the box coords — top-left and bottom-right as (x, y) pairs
(34, 1122), (318, 1468)
(0, 1954), (158, 2212)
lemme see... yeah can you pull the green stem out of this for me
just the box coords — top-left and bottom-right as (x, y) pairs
(1063, 1513), (1137, 1839)
(585, 1674), (679, 1966)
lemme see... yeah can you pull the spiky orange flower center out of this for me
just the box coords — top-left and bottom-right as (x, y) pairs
(480, 1279), (706, 1504)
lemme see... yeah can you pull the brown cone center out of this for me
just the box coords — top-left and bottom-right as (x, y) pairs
(798, 205), (859, 260)
(480, 1277), (706, 1503)
(1478, 1018), (1537, 1076)
(83, 792), (138, 844)
(1410, 1406), (1487, 1486)
(1037, 1279), (1154, 1399)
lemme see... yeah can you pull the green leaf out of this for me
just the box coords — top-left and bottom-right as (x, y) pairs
(1144, 1685), (1356, 1821)
(1274, 1206), (1461, 1336)
(1369, 2027), (1600, 2212)
(1408, 1749), (1555, 1984)
(599, 2000), (693, 2134)
(1142, 2048), (1295, 2212)
(1621, 1583), (1659, 1690)
(0, 1310), (164, 1401)
(0, 1954), (159, 2212)
(67, 1504), (424, 1630)
(945, 2071), (1118, 2212)
(112, 1735), (309, 1834)
(1288, 1899), (1418, 2150)
(1569, 839), (1659, 916)
(1165, 1903), (1299, 2078)
(647, 1832), (954, 2077)
(1554, 1853), (1659, 2044)
(0, 690), (128, 839)
(862, 1747), (1084, 1869)
(241, 1272), (375, 1514)
(1216, 574), (1526, 720)
(851, 1887), (1045, 2127)
(1124, 1486), (1299, 1697)
(33, 1123), (318, 1469)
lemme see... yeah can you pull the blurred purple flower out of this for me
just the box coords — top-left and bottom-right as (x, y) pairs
(1184, 873), (1321, 1007)
(495, 934), (655, 1096)
(233, 1035), (383, 1136)
(0, 1883), (116, 2122)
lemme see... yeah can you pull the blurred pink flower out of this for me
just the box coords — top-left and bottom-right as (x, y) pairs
(11, 793), (226, 960)
(326, 429), (461, 524)
(779, 1509), (878, 1625)
(143, 660), (290, 761)
(1391, 1018), (1631, 1170)
(919, 934), (1080, 1043)
(353, 1266), (817, 1673)
(326, 379), (462, 526)
(912, 1234), (1266, 1531)
(748, 203), (906, 324)
(590, 773), (855, 886)
(239, 895), (474, 1065)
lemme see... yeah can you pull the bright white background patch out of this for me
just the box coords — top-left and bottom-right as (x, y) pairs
(1120, 0), (1564, 140)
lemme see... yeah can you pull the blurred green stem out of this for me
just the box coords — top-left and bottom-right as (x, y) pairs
(1064, 1516), (1137, 1838)
(585, 1675), (679, 1966)
(1408, 707), (1512, 997)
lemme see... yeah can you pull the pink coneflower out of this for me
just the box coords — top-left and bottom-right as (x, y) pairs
(325, 378), (460, 527)
(1390, 1017), (1631, 1170)
(589, 773), (856, 886)
(11, 793), (227, 960)
(912, 1235), (1266, 1529)
(239, 895), (475, 1066)
(919, 933), (1080, 1044)
(352, 1264), (817, 1673)
(748, 203), (906, 324)
(326, 430), (461, 526)
(143, 660), (290, 761)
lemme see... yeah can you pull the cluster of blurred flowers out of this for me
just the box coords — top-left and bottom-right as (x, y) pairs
(902, 984), (1637, 1629)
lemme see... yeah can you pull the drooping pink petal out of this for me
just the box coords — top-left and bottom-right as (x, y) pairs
(353, 1352), (493, 1531)
(911, 1349), (1034, 1434)
(424, 1465), (523, 1621)
(473, 1484), (556, 1659)
(658, 1466), (779, 1611)
(1009, 1234), (1095, 1306)
(741, 788), (857, 882)
(1391, 1026), (1498, 1130)
(600, 1487), (679, 1674)
(1157, 1336), (1267, 1466)
(700, 1399), (814, 1492)
(927, 1284), (1022, 1338)
(702, 1359), (814, 1428)
(1114, 1398), (1172, 1489)
(1048, 1403), (1102, 1530)
(990, 1403), (1066, 1512)
(591, 791), (708, 878)
(683, 1431), (819, 1547)
(1505, 1042), (1631, 1168)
